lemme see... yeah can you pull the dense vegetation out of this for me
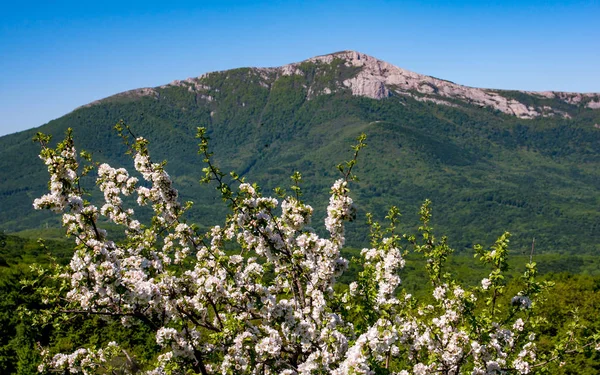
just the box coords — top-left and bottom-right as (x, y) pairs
(0, 232), (158, 374)
(1, 209), (600, 373)
(0, 56), (599, 372)
(1, 59), (599, 254)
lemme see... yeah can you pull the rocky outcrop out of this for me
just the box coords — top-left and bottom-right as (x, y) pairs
(291, 51), (573, 118)
(276, 51), (600, 119)
(587, 100), (600, 109)
(81, 50), (600, 119)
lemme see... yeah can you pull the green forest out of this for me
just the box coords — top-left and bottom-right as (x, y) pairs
(2, 218), (600, 373)
(1, 59), (599, 252)
(0, 56), (599, 373)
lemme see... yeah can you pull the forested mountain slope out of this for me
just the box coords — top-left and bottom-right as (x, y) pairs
(1, 51), (599, 253)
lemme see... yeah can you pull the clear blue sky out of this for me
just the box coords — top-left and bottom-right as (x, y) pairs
(1, 0), (599, 136)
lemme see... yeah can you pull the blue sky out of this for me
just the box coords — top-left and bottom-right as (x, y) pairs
(1, 0), (599, 136)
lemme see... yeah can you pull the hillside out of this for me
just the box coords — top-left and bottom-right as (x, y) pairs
(1, 51), (599, 253)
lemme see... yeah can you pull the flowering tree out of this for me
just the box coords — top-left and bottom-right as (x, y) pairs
(30, 124), (599, 374)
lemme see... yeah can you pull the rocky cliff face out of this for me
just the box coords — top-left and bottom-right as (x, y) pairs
(295, 51), (600, 119)
(87, 50), (600, 119)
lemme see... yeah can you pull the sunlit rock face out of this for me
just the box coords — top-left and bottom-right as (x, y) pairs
(295, 51), (600, 119)
(87, 50), (600, 120)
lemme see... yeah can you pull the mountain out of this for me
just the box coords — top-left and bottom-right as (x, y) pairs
(84, 51), (600, 118)
(1, 51), (599, 253)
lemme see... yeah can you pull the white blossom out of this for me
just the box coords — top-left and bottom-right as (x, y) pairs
(32, 132), (578, 375)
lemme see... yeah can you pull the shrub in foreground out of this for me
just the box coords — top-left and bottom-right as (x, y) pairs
(29, 125), (599, 374)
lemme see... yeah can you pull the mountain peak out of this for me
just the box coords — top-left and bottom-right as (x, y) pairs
(306, 50), (380, 63)
(85, 51), (600, 119)
(284, 51), (600, 119)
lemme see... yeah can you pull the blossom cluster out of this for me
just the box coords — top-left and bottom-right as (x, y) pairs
(32, 129), (598, 375)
